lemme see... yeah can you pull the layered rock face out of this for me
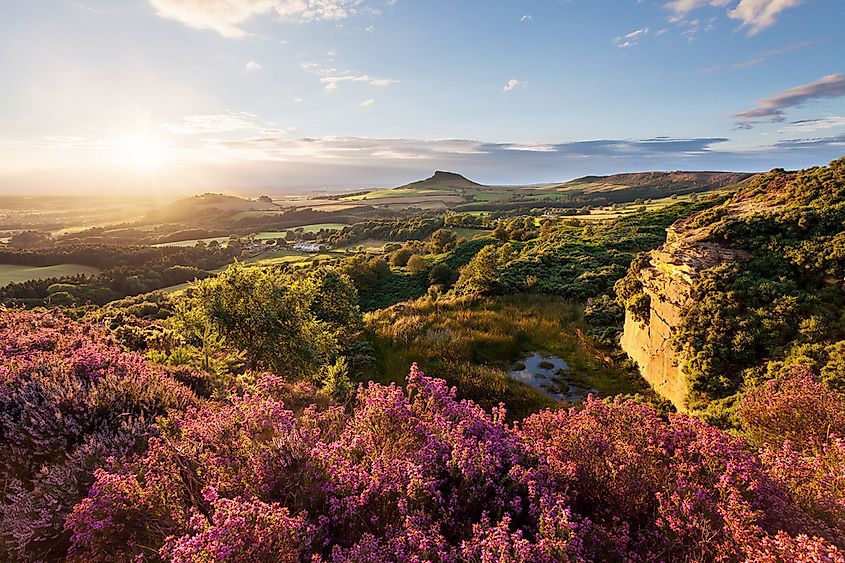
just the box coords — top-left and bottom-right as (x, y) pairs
(620, 212), (749, 411)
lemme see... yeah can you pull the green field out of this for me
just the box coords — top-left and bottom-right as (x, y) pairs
(152, 236), (231, 248)
(579, 193), (702, 221)
(244, 249), (344, 267)
(451, 227), (491, 239)
(0, 263), (101, 287)
(342, 188), (451, 201)
(153, 224), (349, 248)
(468, 192), (511, 203)
(261, 223), (348, 235)
(334, 239), (392, 253)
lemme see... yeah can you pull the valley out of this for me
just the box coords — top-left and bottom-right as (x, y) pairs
(2, 158), (844, 562)
(4, 1), (845, 559)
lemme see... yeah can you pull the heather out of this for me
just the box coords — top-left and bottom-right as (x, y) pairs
(60, 361), (845, 561)
(1, 309), (843, 561)
(0, 310), (196, 560)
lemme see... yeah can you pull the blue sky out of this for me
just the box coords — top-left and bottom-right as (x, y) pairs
(1, 0), (843, 194)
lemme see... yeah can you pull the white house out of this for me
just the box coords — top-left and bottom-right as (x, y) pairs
(292, 242), (322, 253)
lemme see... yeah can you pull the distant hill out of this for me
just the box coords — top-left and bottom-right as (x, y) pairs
(145, 193), (279, 223)
(326, 169), (755, 213)
(548, 171), (753, 194)
(395, 171), (485, 191)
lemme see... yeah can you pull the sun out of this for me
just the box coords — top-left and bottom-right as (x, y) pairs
(116, 133), (169, 171)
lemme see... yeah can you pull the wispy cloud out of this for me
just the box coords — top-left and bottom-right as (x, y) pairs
(503, 79), (524, 93)
(728, 0), (803, 35)
(322, 75), (397, 91)
(664, 0), (802, 35)
(360, 98), (375, 107)
(773, 133), (845, 151)
(5, 132), (844, 193)
(780, 116), (845, 133)
(703, 40), (818, 72)
(245, 60), (263, 72)
(301, 62), (398, 91)
(665, 0), (730, 22)
(162, 111), (262, 135)
(148, 0), (385, 38)
(614, 27), (649, 48)
(731, 74), (845, 126)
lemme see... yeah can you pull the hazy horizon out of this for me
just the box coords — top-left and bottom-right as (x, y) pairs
(1, 0), (844, 196)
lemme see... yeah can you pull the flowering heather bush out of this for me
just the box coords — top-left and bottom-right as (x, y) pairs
(737, 366), (845, 450)
(738, 367), (845, 549)
(0, 310), (196, 561)
(65, 364), (845, 562)
(2, 311), (843, 561)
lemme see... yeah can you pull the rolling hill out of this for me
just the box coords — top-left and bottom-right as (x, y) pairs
(395, 170), (485, 191)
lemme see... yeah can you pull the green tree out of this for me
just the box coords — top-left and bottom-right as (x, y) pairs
(455, 244), (509, 294)
(428, 263), (458, 288)
(406, 254), (428, 274)
(322, 356), (353, 402)
(179, 263), (337, 378)
(294, 267), (362, 337)
(429, 228), (457, 253)
(389, 248), (413, 267)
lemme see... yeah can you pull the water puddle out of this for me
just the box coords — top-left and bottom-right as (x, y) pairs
(508, 351), (595, 403)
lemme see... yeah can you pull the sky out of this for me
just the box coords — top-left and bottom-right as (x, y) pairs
(0, 0), (844, 196)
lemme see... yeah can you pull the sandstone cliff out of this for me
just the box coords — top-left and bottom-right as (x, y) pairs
(620, 205), (754, 411)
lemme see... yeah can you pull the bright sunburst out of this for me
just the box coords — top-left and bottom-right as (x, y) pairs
(115, 133), (169, 171)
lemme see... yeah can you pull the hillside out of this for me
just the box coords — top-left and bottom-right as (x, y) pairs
(395, 170), (485, 191)
(2, 160), (845, 561)
(618, 158), (845, 418)
(331, 169), (754, 214)
(557, 171), (752, 193)
(145, 193), (279, 223)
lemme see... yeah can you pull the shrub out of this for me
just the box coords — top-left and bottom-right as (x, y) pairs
(65, 366), (844, 562)
(0, 310), (195, 561)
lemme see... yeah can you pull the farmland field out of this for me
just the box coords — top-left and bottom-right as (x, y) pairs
(341, 188), (451, 201)
(260, 223), (348, 235)
(152, 236), (231, 247)
(0, 263), (101, 287)
(451, 227), (491, 239)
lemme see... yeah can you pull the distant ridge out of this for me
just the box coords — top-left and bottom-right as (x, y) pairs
(561, 171), (752, 192)
(395, 171), (485, 191)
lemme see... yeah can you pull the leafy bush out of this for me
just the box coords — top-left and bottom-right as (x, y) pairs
(673, 159), (845, 407)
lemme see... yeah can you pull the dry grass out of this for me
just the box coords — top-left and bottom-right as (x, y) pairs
(364, 294), (641, 420)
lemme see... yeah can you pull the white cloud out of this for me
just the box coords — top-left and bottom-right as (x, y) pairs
(727, 0), (802, 35)
(245, 60), (263, 72)
(301, 62), (398, 91)
(731, 74), (845, 125)
(148, 0), (374, 37)
(162, 111), (261, 135)
(321, 75), (397, 91)
(8, 132), (845, 195)
(663, 0), (801, 34)
(520, 14), (532, 22)
(360, 98), (375, 107)
(614, 27), (649, 48)
(503, 79), (524, 93)
(664, 0), (730, 21)
(780, 116), (845, 133)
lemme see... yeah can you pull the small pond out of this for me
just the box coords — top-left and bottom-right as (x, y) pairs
(508, 352), (595, 403)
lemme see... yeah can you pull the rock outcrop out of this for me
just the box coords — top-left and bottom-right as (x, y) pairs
(620, 210), (750, 411)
